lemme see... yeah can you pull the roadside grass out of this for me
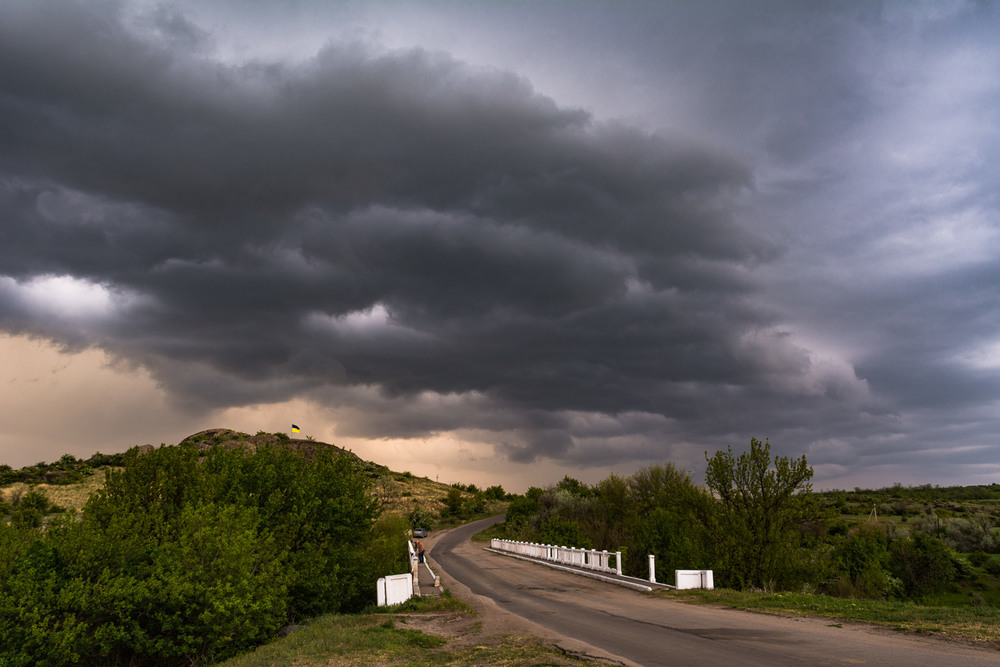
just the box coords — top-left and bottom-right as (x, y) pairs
(218, 594), (591, 667)
(218, 610), (447, 667)
(429, 501), (508, 533)
(471, 521), (506, 543)
(659, 588), (1000, 645)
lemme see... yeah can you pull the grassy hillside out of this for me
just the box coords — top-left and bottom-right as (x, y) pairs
(0, 428), (502, 526)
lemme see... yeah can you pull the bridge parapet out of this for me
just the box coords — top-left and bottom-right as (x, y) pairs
(490, 538), (622, 576)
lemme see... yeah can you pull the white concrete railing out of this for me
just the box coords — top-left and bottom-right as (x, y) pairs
(490, 539), (622, 576)
(675, 569), (714, 590)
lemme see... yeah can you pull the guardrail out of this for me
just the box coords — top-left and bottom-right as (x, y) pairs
(490, 538), (622, 576)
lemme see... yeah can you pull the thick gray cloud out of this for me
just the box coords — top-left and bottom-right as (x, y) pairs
(1, 1), (999, 486)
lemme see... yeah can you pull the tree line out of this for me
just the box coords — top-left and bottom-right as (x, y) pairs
(0, 451), (129, 487)
(494, 438), (1000, 603)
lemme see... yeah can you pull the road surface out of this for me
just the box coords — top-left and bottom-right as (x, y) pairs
(430, 517), (1000, 666)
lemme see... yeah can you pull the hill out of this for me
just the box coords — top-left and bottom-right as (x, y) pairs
(1, 428), (483, 524)
(177, 428), (363, 461)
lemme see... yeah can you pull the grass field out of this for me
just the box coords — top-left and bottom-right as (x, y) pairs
(662, 588), (1000, 646)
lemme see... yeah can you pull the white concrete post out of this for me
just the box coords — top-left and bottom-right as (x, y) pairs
(648, 554), (656, 583)
(615, 551), (622, 576)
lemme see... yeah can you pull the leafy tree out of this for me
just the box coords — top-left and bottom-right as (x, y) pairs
(464, 494), (486, 515)
(406, 505), (434, 530)
(629, 463), (714, 580)
(705, 438), (814, 590)
(524, 486), (545, 502)
(503, 494), (539, 535)
(367, 515), (412, 579)
(373, 474), (400, 509)
(538, 517), (592, 548)
(555, 475), (592, 498)
(443, 487), (464, 516)
(586, 474), (636, 560)
(407, 506), (435, 531)
(484, 485), (507, 500)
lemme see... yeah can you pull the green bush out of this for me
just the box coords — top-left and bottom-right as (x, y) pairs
(890, 532), (957, 600)
(969, 551), (991, 568)
(8, 489), (62, 529)
(464, 495), (486, 515)
(443, 487), (464, 516)
(407, 506), (434, 531)
(0, 442), (378, 666)
(828, 523), (898, 599)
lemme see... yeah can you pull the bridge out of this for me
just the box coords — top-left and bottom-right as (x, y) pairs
(427, 516), (1000, 667)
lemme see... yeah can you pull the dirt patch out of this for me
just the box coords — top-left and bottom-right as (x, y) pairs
(392, 611), (480, 639)
(387, 609), (607, 665)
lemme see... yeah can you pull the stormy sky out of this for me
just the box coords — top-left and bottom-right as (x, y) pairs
(1, 0), (998, 491)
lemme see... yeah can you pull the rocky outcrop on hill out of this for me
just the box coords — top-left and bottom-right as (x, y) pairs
(176, 428), (363, 463)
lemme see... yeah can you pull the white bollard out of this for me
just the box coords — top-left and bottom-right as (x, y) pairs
(648, 554), (656, 583)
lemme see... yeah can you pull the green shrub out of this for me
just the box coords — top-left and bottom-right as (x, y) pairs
(464, 495), (486, 515)
(890, 532), (957, 600)
(407, 506), (434, 531)
(969, 551), (991, 568)
(0, 442), (377, 666)
(830, 523), (894, 599)
(443, 487), (463, 516)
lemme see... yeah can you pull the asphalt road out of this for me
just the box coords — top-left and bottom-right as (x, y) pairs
(430, 517), (1000, 666)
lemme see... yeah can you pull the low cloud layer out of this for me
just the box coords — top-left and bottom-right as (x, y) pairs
(1, 1), (999, 488)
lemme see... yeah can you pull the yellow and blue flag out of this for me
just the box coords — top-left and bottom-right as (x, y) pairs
(291, 424), (301, 433)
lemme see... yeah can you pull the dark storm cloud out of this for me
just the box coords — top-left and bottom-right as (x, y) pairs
(7, 1), (993, 477)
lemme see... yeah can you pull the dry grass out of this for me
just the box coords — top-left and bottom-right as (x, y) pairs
(1, 431), (504, 530)
(1, 458), (483, 523)
(379, 472), (457, 517)
(1, 467), (109, 512)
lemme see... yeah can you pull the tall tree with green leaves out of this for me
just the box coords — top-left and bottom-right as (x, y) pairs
(705, 438), (814, 590)
(629, 463), (715, 581)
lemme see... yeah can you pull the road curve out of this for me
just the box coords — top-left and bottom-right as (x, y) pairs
(430, 516), (1000, 667)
